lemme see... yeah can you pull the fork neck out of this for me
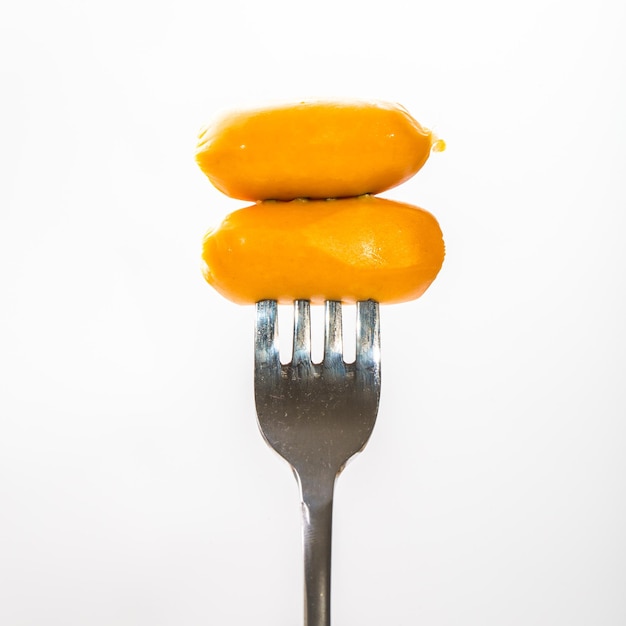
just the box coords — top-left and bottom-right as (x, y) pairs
(295, 468), (337, 626)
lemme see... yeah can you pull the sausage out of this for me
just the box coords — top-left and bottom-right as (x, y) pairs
(195, 100), (442, 201)
(201, 195), (445, 305)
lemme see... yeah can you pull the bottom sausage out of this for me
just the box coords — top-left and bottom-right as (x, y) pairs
(201, 195), (445, 305)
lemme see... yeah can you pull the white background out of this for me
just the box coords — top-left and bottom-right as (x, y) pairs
(1, 1), (625, 624)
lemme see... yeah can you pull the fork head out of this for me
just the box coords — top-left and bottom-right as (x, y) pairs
(254, 300), (381, 480)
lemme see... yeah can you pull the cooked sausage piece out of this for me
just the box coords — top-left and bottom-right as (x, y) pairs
(201, 195), (445, 304)
(196, 100), (442, 201)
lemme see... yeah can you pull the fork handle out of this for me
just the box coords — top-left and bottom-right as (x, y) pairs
(297, 471), (336, 626)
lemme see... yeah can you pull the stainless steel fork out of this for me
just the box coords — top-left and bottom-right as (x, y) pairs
(254, 299), (381, 626)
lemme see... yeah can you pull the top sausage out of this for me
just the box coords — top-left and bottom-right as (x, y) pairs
(195, 100), (441, 201)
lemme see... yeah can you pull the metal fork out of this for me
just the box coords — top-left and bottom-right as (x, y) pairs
(254, 299), (381, 626)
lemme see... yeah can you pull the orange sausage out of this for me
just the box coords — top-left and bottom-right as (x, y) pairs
(201, 195), (445, 305)
(195, 100), (442, 201)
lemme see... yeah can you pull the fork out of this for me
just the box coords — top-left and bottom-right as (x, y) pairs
(254, 298), (381, 626)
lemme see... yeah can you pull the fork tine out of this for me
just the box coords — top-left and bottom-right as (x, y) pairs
(323, 300), (344, 370)
(254, 299), (280, 372)
(292, 300), (312, 367)
(356, 300), (381, 386)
